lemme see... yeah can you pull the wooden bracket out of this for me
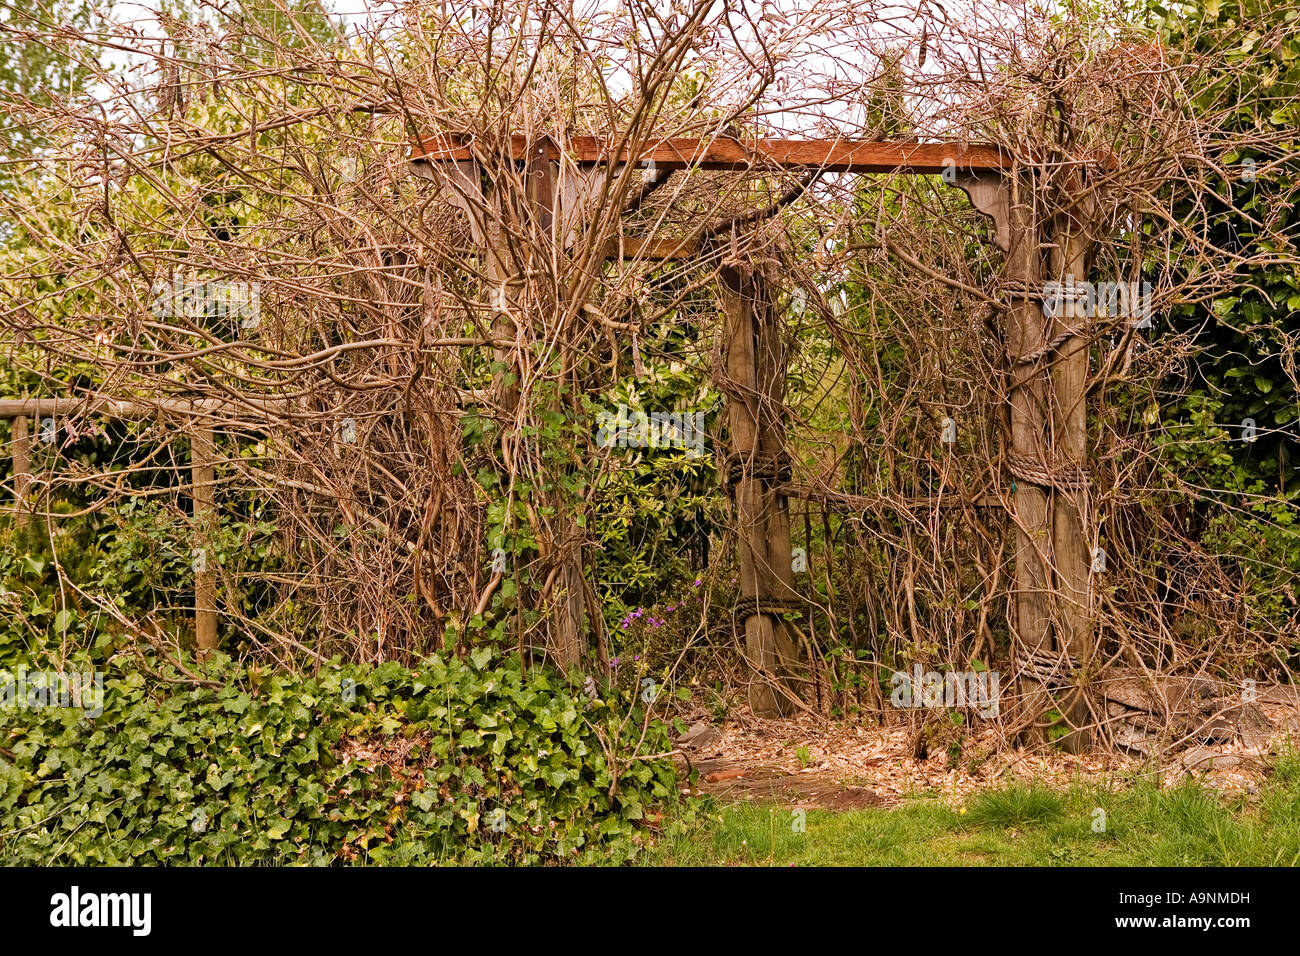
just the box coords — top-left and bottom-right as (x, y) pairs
(953, 171), (1011, 252)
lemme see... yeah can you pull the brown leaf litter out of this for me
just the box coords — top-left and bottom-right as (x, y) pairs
(671, 677), (1300, 811)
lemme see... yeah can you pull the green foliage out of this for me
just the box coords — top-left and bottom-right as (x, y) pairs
(0, 1), (97, 197)
(1153, 0), (1300, 496)
(0, 509), (121, 664)
(1111, 0), (1300, 650)
(89, 498), (195, 614)
(0, 435), (287, 659)
(586, 338), (721, 637)
(0, 651), (680, 865)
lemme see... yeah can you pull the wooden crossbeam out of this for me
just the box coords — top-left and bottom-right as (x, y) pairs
(412, 134), (1009, 175)
(0, 388), (491, 425)
(601, 235), (700, 260)
(0, 397), (220, 419)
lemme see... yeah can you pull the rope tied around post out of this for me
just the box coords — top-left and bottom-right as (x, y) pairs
(997, 278), (1093, 367)
(995, 279), (1048, 302)
(1005, 452), (1091, 492)
(734, 594), (805, 621)
(1012, 326), (1079, 367)
(1019, 646), (1081, 689)
(720, 449), (792, 491)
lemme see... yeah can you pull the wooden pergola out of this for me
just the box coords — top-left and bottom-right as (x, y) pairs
(408, 132), (1097, 743)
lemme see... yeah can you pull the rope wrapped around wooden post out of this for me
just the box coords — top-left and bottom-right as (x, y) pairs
(995, 279), (1047, 302)
(997, 279), (1092, 367)
(720, 449), (792, 491)
(1005, 452), (1091, 492)
(734, 594), (805, 621)
(1012, 327), (1079, 367)
(1019, 646), (1081, 689)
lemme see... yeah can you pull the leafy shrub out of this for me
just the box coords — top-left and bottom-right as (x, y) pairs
(0, 651), (679, 865)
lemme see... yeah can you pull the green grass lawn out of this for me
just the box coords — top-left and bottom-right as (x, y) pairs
(644, 755), (1300, 866)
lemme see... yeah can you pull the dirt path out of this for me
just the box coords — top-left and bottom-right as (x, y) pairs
(673, 689), (1300, 810)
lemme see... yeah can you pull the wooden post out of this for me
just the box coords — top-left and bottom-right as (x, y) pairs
(1050, 213), (1094, 751)
(191, 426), (218, 652)
(754, 280), (802, 649)
(1003, 175), (1055, 744)
(532, 143), (587, 673)
(488, 139), (587, 672)
(956, 169), (1090, 744)
(721, 265), (798, 717)
(417, 140), (591, 672)
(10, 415), (30, 528)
